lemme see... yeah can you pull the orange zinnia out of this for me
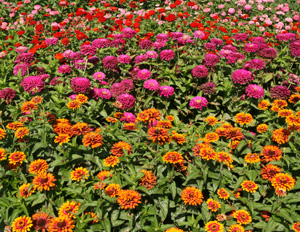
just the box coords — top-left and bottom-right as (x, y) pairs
(147, 127), (171, 145)
(181, 186), (204, 206)
(139, 170), (157, 190)
(111, 141), (132, 157)
(117, 189), (142, 209)
(33, 172), (56, 191)
(163, 151), (183, 164)
(82, 132), (104, 148)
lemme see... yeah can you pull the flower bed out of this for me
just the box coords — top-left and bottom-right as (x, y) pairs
(0, 0), (300, 231)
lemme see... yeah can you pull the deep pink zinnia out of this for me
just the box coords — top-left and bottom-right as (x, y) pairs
(144, 79), (159, 91)
(245, 84), (264, 99)
(93, 72), (106, 81)
(158, 86), (174, 98)
(118, 55), (131, 64)
(13, 63), (29, 77)
(102, 56), (118, 70)
(57, 65), (72, 74)
(189, 96), (208, 110)
(244, 43), (259, 53)
(110, 83), (126, 98)
(160, 50), (175, 61)
(120, 79), (134, 91)
(80, 45), (97, 56)
(92, 88), (111, 100)
(120, 112), (136, 123)
(0, 88), (16, 100)
(122, 27), (136, 39)
(137, 69), (152, 80)
(193, 30), (206, 39)
(15, 53), (34, 64)
(45, 37), (59, 45)
(92, 38), (110, 48)
(232, 69), (254, 85)
(21, 76), (44, 94)
(203, 54), (219, 67)
(70, 77), (91, 94)
(117, 93), (135, 109)
(192, 65), (208, 78)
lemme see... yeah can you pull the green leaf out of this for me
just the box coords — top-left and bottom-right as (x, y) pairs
(159, 199), (169, 222)
(169, 181), (176, 200)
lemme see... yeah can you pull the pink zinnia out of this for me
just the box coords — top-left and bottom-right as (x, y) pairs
(57, 65), (72, 74)
(110, 83), (126, 98)
(13, 63), (29, 77)
(102, 56), (118, 70)
(15, 46), (28, 54)
(120, 79), (134, 91)
(63, 50), (74, 59)
(193, 30), (205, 39)
(93, 72), (106, 81)
(144, 79), (159, 91)
(189, 96), (208, 110)
(134, 55), (147, 64)
(0, 88), (16, 100)
(203, 54), (219, 67)
(245, 84), (264, 99)
(92, 88), (111, 100)
(21, 76), (44, 94)
(192, 65), (208, 78)
(145, 51), (158, 59)
(244, 43), (259, 53)
(117, 93), (135, 109)
(122, 27), (136, 39)
(15, 53), (34, 64)
(118, 55), (131, 64)
(232, 69), (254, 85)
(70, 77), (91, 94)
(45, 37), (59, 45)
(137, 69), (152, 80)
(160, 50), (175, 61)
(120, 112), (136, 123)
(92, 38), (110, 48)
(80, 45), (97, 56)
(158, 86), (174, 98)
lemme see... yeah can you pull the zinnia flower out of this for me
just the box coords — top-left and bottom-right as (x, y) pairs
(162, 151), (183, 164)
(117, 189), (142, 209)
(270, 86), (291, 100)
(206, 199), (221, 212)
(117, 93), (135, 109)
(137, 69), (152, 80)
(139, 170), (157, 190)
(217, 188), (230, 200)
(32, 212), (52, 232)
(92, 88), (111, 100)
(48, 216), (75, 231)
(104, 156), (119, 167)
(21, 76), (44, 94)
(189, 96), (208, 110)
(105, 183), (121, 197)
(241, 180), (258, 193)
(232, 69), (254, 85)
(102, 55), (118, 70)
(144, 79), (159, 91)
(235, 112), (253, 125)
(228, 224), (245, 232)
(205, 221), (224, 232)
(11, 216), (33, 232)
(160, 50), (175, 61)
(181, 186), (204, 206)
(233, 210), (252, 225)
(9, 151), (26, 165)
(82, 132), (104, 148)
(33, 172), (56, 191)
(71, 167), (89, 182)
(19, 183), (35, 198)
(147, 127), (171, 145)
(245, 84), (264, 99)
(29, 159), (48, 174)
(58, 201), (81, 218)
(244, 153), (260, 163)
(192, 65), (208, 78)
(271, 173), (296, 191)
(70, 77), (91, 94)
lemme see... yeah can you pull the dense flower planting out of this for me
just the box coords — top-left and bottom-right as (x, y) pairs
(0, 0), (300, 231)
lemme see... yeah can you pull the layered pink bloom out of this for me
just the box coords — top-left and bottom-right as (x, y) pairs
(158, 86), (174, 98)
(93, 72), (106, 81)
(137, 69), (152, 80)
(144, 79), (159, 91)
(189, 96), (208, 110)
(232, 69), (254, 85)
(92, 88), (111, 100)
(21, 76), (44, 94)
(57, 65), (72, 74)
(160, 50), (175, 61)
(117, 93), (135, 109)
(70, 77), (91, 94)
(192, 65), (208, 78)
(245, 84), (264, 99)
